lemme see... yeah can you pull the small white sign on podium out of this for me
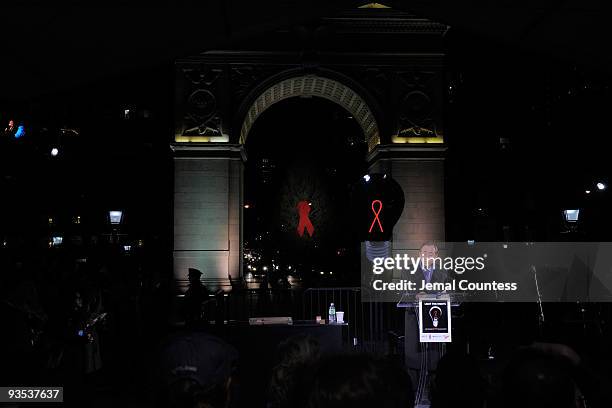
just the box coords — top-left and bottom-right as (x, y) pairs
(418, 294), (452, 343)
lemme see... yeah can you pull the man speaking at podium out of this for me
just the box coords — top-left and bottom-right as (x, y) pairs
(404, 242), (450, 390)
(415, 242), (449, 291)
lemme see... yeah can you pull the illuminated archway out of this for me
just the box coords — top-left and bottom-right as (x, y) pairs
(238, 75), (381, 151)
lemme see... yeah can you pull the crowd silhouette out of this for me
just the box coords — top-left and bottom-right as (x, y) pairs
(1, 243), (611, 408)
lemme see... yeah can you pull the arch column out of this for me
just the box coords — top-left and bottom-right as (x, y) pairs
(171, 143), (244, 293)
(367, 144), (446, 252)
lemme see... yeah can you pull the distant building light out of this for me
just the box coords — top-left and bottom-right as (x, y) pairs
(14, 125), (25, 139)
(467, 240), (475, 246)
(564, 209), (580, 223)
(51, 236), (63, 247)
(73, 215), (81, 224)
(48, 217), (54, 225)
(244, 204), (250, 209)
(109, 210), (123, 225)
(585, 190), (591, 194)
(363, 174), (371, 182)
(50, 147), (59, 157)
(60, 128), (80, 136)
(4, 119), (15, 134)
(597, 182), (606, 191)
(123, 245), (131, 252)
(263, 266), (268, 271)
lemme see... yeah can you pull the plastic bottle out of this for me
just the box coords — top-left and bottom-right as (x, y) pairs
(328, 302), (336, 324)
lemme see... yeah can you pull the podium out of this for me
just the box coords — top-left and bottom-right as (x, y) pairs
(397, 292), (465, 406)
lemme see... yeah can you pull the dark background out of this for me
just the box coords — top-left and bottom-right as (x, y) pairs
(1, 2), (611, 280)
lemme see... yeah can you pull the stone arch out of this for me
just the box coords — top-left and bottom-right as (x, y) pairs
(238, 74), (381, 151)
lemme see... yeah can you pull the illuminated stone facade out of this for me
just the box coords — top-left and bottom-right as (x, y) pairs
(172, 7), (448, 291)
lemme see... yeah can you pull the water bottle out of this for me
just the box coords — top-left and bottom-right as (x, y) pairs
(328, 303), (336, 324)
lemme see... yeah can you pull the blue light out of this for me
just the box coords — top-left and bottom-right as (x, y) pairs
(14, 125), (25, 139)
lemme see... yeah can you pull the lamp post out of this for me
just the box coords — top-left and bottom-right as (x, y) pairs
(107, 210), (125, 244)
(562, 209), (580, 233)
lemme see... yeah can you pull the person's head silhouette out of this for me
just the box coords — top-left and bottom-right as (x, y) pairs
(188, 268), (203, 285)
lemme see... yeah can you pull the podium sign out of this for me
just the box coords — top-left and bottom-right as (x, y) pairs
(418, 295), (452, 343)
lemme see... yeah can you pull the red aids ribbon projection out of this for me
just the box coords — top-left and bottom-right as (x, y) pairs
(368, 199), (384, 233)
(297, 200), (315, 237)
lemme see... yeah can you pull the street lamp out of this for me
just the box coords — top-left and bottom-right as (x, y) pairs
(108, 210), (124, 244)
(563, 209), (580, 223)
(109, 210), (123, 225)
(562, 209), (580, 234)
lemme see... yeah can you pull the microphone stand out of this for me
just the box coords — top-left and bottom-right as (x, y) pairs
(531, 265), (545, 336)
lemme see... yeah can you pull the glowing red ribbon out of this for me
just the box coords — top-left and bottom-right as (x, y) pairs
(369, 199), (384, 233)
(297, 200), (315, 237)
